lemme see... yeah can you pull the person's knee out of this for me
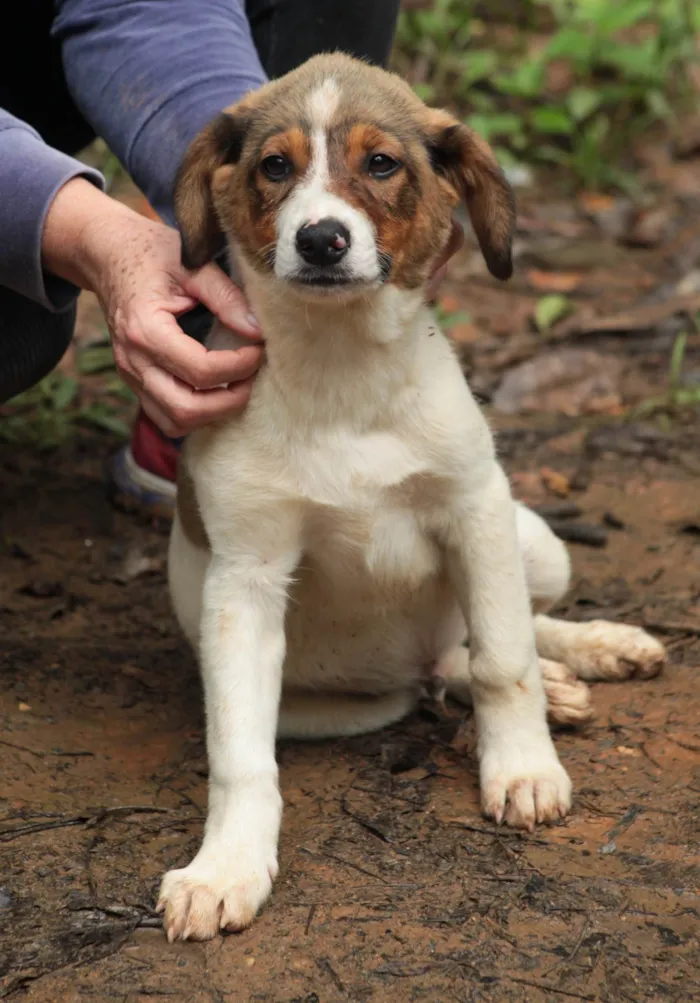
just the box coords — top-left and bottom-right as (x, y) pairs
(0, 292), (76, 403)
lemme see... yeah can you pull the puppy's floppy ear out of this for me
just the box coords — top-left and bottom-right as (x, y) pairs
(174, 109), (251, 270)
(425, 111), (515, 281)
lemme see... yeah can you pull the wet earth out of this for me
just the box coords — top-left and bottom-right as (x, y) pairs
(1, 413), (698, 1002)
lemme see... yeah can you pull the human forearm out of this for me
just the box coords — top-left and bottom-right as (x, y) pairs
(0, 112), (104, 309)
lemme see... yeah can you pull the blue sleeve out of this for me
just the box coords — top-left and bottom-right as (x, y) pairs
(0, 109), (104, 310)
(54, 0), (268, 227)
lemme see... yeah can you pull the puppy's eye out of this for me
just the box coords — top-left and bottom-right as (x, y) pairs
(261, 155), (293, 181)
(366, 153), (401, 179)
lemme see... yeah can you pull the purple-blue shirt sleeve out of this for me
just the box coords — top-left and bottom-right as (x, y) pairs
(0, 1), (267, 311)
(54, 0), (268, 227)
(0, 111), (104, 309)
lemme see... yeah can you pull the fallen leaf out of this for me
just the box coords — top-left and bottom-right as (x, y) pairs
(553, 293), (700, 339)
(623, 206), (673, 248)
(526, 269), (583, 293)
(673, 115), (700, 159)
(18, 702), (31, 712)
(676, 270), (700, 296)
(578, 193), (635, 240)
(492, 349), (623, 416)
(546, 429), (587, 454)
(526, 240), (622, 271)
(578, 191), (616, 214)
(517, 215), (585, 238)
(510, 471), (546, 502)
(490, 300), (534, 337)
(438, 294), (461, 315)
(535, 294), (571, 333)
(448, 321), (480, 344)
(540, 467), (571, 497)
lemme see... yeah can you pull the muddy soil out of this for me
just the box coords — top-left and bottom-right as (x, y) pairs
(1, 412), (698, 1002)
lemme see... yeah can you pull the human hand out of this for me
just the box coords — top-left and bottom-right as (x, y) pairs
(43, 178), (263, 436)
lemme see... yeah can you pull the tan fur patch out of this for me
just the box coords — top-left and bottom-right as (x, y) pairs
(320, 122), (451, 289)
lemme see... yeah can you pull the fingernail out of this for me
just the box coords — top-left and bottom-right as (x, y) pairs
(246, 311), (260, 330)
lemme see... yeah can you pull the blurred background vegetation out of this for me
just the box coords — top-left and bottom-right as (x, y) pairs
(391, 0), (700, 191)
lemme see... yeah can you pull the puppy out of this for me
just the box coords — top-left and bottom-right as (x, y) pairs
(157, 54), (665, 941)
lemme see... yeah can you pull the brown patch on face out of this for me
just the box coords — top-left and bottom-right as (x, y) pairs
(325, 122), (454, 290)
(176, 459), (210, 552)
(232, 128), (312, 270)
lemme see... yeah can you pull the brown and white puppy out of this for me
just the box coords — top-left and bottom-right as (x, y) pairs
(158, 54), (665, 942)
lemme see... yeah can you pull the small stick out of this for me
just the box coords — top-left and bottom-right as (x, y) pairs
(1, 805), (171, 842)
(546, 519), (608, 547)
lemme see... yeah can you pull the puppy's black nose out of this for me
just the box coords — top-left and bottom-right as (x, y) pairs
(296, 219), (350, 267)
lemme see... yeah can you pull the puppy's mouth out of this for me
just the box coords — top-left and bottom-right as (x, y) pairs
(289, 256), (392, 292)
(292, 270), (360, 288)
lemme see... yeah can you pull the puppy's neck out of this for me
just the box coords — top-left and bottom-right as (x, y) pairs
(237, 257), (429, 428)
(240, 261), (424, 345)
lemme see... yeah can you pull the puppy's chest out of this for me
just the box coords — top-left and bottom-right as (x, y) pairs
(305, 502), (441, 591)
(295, 431), (449, 588)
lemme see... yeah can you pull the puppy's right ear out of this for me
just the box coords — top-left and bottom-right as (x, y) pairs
(423, 110), (515, 281)
(174, 110), (251, 270)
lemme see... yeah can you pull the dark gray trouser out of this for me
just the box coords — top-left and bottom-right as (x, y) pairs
(0, 0), (400, 404)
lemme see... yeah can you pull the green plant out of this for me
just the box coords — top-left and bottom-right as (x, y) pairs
(632, 321), (700, 416)
(0, 341), (134, 448)
(392, 0), (700, 190)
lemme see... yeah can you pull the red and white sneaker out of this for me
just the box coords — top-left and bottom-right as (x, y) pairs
(107, 410), (180, 519)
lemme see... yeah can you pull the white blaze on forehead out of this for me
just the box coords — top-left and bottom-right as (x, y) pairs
(273, 75), (380, 283)
(307, 77), (340, 128)
(305, 78), (340, 192)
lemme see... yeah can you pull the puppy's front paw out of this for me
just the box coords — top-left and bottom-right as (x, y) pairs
(157, 849), (278, 942)
(564, 621), (666, 681)
(480, 732), (572, 831)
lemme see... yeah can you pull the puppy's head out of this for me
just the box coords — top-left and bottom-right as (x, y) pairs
(175, 53), (515, 298)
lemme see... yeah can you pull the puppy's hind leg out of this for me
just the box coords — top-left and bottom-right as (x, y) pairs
(534, 615), (666, 682)
(515, 503), (571, 614)
(514, 503), (665, 687)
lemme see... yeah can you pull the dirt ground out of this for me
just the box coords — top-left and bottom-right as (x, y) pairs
(2, 149), (700, 1000)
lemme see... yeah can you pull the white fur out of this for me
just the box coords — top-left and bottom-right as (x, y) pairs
(274, 77), (380, 284)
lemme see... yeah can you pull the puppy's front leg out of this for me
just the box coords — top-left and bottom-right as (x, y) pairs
(159, 532), (300, 942)
(446, 464), (571, 830)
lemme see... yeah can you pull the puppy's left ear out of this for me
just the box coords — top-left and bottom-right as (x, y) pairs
(175, 108), (251, 270)
(425, 111), (515, 281)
